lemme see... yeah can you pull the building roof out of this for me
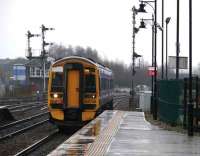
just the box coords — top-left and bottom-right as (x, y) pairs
(25, 59), (51, 68)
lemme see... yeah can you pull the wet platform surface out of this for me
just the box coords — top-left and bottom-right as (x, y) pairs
(49, 111), (200, 156)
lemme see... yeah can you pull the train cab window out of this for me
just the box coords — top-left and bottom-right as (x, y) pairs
(51, 72), (63, 92)
(85, 74), (96, 93)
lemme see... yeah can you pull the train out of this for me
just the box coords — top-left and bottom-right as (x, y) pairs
(48, 56), (114, 129)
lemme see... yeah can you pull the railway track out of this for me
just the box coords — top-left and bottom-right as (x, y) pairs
(0, 96), (42, 106)
(8, 102), (44, 110)
(0, 120), (56, 156)
(113, 94), (130, 109)
(0, 94), (130, 155)
(14, 130), (59, 156)
(0, 112), (48, 130)
(11, 104), (47, 113)
(0, 119), (49, 141)
(21, 94), (130, 156)
(0, 112), (49, 141)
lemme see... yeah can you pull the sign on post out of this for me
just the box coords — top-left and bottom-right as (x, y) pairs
(148, 66), (157, 76)
(169, 56), (188, 69)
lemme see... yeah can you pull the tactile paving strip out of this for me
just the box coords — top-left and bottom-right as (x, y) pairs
(87, 111), (125, 156)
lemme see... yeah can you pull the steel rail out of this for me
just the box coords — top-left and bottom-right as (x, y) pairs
(1, 101), (42, 108)
(0, 112), (48, 130)
(11, 104), (46, 113)
(14, 130), (59, 156)
(113, 95), (130, 100)
(0, 119), (49, 141)
(114, 98), (129, 109)
(9, 102), (45, 110)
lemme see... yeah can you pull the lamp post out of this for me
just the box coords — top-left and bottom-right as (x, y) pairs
(154, 0), (158, 120)
(188, 0), (193, 136)
(137, 0), (158, 119)
(151, 15), (155, 114)
(165, 17), (171, 80)
(138, 16), (155, 114)
(139, 17), (163, 114)
(176, 0), (180, 79)
(161, 0), (164, 79)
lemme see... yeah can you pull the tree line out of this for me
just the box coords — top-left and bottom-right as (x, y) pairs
(48, 44), (152, 88)
(0, 44), (196, 89)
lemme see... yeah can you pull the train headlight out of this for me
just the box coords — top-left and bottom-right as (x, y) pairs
(84, 94), (96, 99)
(53, 93), (58, 98)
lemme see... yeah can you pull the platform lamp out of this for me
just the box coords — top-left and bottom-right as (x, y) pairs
(188, 0), (193, 137)
(137, 0), (158, 120)
(139, 19), (146, 28)
(139, 17), (155, 114)
(165, 17), (171, 80)
(137, 2), (147, 13)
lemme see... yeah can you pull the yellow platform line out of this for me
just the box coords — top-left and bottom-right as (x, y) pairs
(87, 111), (125, 156)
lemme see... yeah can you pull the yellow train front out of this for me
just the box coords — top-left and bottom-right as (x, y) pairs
(48, 56), (113, 129)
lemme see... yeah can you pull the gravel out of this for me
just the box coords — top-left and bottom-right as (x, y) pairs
(12, 105), (47, 120)
(0, 114), (48, 138)
(28, 132), (71, 156)
(0, 122), (56, 156)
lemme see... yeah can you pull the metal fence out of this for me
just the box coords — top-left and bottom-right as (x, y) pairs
(157, 78), (200, 133)
(157, 79), (184, 125)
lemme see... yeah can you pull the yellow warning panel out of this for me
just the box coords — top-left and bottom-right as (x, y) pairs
(50, 110), (64, 120)
(82, 111), (96, 121)
(67, 70), (80, 108)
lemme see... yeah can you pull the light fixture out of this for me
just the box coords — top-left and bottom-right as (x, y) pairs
(137, 2), (147, 13)
(166, 17), (171, 24)
(53, 93), (58, 98)
(139, 20), (146, 29)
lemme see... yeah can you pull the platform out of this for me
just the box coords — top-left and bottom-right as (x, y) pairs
(49, 110), (200, 156)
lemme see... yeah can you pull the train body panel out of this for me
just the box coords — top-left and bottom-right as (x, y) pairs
(48, 56), (113, 127)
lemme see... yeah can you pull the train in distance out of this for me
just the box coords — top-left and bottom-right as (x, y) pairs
(47, 56), (114, 130)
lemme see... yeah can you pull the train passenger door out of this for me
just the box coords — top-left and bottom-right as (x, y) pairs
(67, 70), (80, 108)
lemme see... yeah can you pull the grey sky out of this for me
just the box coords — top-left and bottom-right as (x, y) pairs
(0, 0), (200, 67)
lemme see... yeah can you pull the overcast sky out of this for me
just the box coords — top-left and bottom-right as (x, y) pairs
(0, 0), (200, 67)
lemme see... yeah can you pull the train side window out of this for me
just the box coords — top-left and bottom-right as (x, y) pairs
(51, 72), (63, 92)
(105, 79), (107, 90)
(102, 78), (104, 90)
(105, 79), (108, 90)
(100, 78), (102, 90)
(101, 78), (105, 90)
(85, 74), (96, 93)
(103, 78), (106, 90)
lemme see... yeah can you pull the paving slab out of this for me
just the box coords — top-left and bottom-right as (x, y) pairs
(107, 112), (200, 156)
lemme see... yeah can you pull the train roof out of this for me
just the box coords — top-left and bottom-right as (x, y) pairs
(53, 56), (112, 73)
